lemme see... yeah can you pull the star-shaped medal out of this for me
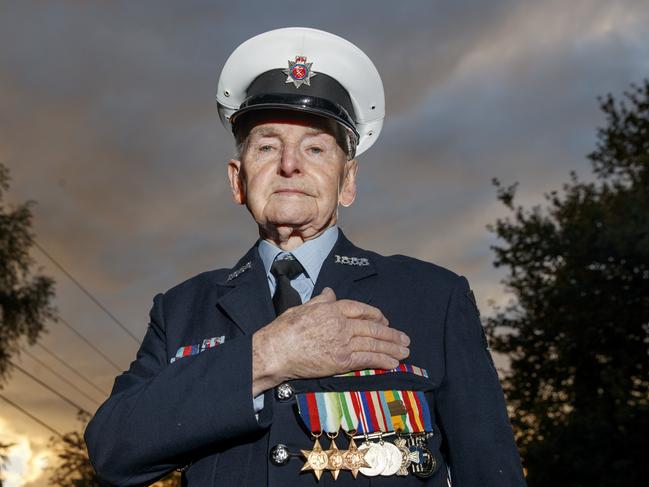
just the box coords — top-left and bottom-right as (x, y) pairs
(342, 438), (370, 479)
(301, 437), (329, 481)
(283, 55), (316, 88)
(326, 438), (345, 480)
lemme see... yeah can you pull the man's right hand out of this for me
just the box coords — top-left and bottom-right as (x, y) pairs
(251, 287), (410, 396)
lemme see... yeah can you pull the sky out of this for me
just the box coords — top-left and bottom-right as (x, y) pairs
(1, 0), (648, 485)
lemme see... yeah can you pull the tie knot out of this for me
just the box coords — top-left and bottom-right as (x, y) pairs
(271, 257), (304, 280)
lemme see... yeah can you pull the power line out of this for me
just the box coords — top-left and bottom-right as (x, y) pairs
(33, 240), (142, 345)
(21, 347), (101, 407)
(35, 342), (111, 397)
(57, 316), (123, 373)
(0, 393), (63, 437)
(9, 360), (91, 415)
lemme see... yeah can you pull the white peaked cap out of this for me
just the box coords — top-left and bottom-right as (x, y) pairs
(216, 27), (385, 157)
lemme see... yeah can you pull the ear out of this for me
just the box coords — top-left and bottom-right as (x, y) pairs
(339, 159), (358, 207)
(227, 159), (246, 205)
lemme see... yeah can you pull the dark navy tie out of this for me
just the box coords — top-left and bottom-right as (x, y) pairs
(271, 257), (304, 315)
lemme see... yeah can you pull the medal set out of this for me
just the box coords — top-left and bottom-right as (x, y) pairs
(300, 432), (435, 480)
(300, 434), (365, 480)
(296, 388), (438, 480)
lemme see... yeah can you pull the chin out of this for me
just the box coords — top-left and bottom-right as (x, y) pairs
(265, 212), (314, 228)
(266, 205), (312, 222)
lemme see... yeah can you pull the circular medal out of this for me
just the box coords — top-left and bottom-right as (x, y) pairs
(380, 441), (402, 476)
(410, 445), (438, 478)
(359, 442), (387, 477)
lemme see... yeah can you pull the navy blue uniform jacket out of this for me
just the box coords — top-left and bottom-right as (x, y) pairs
(85, 231), (526, 486)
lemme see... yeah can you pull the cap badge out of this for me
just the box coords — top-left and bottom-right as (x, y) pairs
(283, 55), (316, 88)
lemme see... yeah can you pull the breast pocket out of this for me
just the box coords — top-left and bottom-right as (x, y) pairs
(312, 372), (435, 434)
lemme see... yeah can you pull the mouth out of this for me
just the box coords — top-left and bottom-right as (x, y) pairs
(273, 188), (308, 196)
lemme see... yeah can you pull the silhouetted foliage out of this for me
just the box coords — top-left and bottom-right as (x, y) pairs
(0, 162), (56, 385)
(487, 81), (649, 487)
(50, 413), (181, 486)
(0, 163), (56, 477)
(48, 413), (100, 487)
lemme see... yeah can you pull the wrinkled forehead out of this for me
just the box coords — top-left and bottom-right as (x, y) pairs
(235, 111), (354, 157)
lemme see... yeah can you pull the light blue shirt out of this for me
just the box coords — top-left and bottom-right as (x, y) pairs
(253, 225), (339, 413)
(257, 225), (339, 304)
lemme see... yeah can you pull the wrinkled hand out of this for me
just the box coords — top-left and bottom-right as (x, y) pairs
(252, 288), (410, 395)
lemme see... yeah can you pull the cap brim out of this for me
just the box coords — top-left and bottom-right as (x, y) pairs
(230, 103), (359, 140)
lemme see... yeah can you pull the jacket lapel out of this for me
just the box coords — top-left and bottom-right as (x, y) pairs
(313, 229), (377, 305)
(216, 230), (378, 336)
(215, 245), (276, 335)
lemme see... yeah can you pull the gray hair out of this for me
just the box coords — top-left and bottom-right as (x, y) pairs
(234, 132), (247, 160)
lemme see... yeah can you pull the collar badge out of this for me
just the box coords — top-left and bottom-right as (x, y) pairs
(334, 255), (370, 267)
(283, 55), (316, 88)
(227, 261), (252, 281)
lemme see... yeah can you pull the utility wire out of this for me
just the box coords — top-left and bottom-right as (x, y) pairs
(57, 316), (123, 373)
(9, 360), (91, 415)
(35, 342), (111, 397)
(21, 347), (101, 407)
(33, 240), (142, 345)
(0, 393), (63, 437)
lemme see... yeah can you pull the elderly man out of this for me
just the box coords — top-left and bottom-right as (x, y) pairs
(85, 28), (526, 486)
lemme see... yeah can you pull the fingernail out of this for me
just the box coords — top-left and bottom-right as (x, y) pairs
(400, 347), (409, 356)
(400, 333), (410, 346)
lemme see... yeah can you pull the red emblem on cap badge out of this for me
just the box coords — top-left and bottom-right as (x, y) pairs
(283, 56), (316, 88)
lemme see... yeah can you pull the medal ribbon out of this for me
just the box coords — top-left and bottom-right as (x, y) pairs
(297, 392), (343, 434)
(297, 392), (322, 433)
(358, 391), (378, 434)
(296, 390), (433, 435)
(415, 390), (433, 431)
(335, 362), (429, 378)
(323, 391), (342, 433)
(377, 390), (395, 432)
(339, 390), (361, 434)
(385, 390), (412, 433)
(401, 390), (436, 432)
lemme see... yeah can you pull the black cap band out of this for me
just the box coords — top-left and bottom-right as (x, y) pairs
(230, 69), (359, 141)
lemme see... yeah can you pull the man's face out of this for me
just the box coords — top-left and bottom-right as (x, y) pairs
(227, 114), (357, 239)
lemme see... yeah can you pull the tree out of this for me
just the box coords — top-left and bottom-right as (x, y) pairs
(487, 81), (649, 487)
(0, 163), (56, 477)
(48, 413), (101, 487)
(50, 413), (181, 486)
(0, 162), (56, 384)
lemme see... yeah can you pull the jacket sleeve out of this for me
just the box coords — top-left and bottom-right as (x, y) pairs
(84, 292), (271, 486)
(434, 276), (526, 487)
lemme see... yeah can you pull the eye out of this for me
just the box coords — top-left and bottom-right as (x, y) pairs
(258, 144), (274, 153)
(308, 146), (324, 155)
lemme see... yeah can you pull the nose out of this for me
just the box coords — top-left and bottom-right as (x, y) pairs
(278, 145), (302, 176)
